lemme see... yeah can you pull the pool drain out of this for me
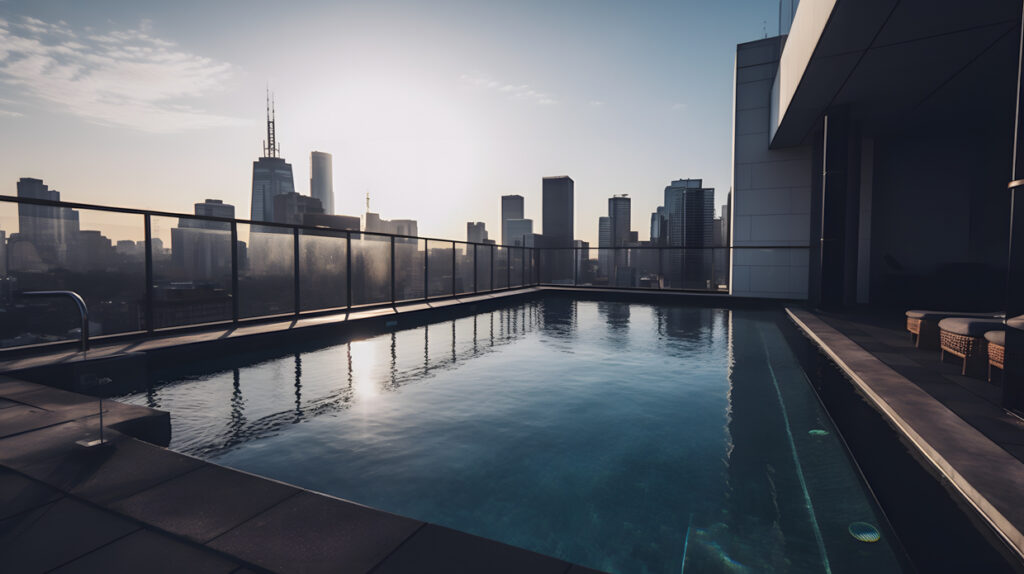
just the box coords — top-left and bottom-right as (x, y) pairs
(808, 429), (829, 436)
(848, 522), (880, 542)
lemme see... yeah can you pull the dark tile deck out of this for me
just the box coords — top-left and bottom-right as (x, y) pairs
(0, 377), (601, 573)
(787, 308), (1024, 565)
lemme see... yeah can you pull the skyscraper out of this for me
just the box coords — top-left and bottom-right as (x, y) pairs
(542, 176), (574, 247)
(310, 151), (334, 215)
(663, 179), (714, 248)
(541, 176), (574, 282)
(14, 178), (79, 267)
(662, 178), (715, 289)
(501, 195), (524, 246)
(608, 195), (631, 247)
(467, 221), (489, 244)
(250, 93), (295, 223)
(505, 219), (533, 246)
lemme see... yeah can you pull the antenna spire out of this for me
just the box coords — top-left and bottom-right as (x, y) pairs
(265, 87), (278, 158)
(365, 191), (370, 212)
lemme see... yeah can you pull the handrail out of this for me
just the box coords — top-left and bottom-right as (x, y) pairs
(19, 291), (90, 351)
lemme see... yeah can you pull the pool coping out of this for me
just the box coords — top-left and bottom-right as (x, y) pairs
(0, 376), (604, 573)
(786, 307), (1024, 566)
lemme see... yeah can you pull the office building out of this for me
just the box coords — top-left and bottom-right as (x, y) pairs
(172, 200), (236, 281)
(303, 213), (360, 231)
(250, 93), (296, 223)
(13, 178), (79, 268)
(467, 222), (489, 244)
(501, 195), (524, 246)
(310, 151), (334, 215)
(542, 177), (574, 247)
(608, 195), (632, 247)
(273, 192), (323, 226)
(505, 218), (533, 247)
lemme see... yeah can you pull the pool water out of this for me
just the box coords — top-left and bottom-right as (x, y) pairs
(121, 298), (907, 573)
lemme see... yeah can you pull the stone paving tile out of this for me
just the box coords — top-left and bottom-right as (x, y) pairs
(370, 524), (571, 574)
(109, 464), (300, 543)
(0, 467), (63, 520)
(208, 490), (422, 574)
(52, 529), (240, 574)
(68, 436), (206, 505)
(0, 497), (139, 572)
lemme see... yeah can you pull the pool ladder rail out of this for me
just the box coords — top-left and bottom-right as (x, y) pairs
(18, 290), (90, 352)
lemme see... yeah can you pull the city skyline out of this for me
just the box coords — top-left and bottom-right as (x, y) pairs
(0, 0), (779, 246)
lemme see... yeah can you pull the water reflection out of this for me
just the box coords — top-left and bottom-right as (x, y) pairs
(131, 301), (548, 457)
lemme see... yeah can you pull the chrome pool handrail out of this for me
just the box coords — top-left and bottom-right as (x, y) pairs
(19, 290), (90, 351)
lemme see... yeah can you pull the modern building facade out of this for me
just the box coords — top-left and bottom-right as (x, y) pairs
(273, 192), (324, 226)
(505, 218), (533, 247)
(467, 221), (488, 244)
(541, 176), (574, 283)
(608, 195), (631, 247)
(310, 151), (334, 216)
(250, 94), (296, 223)
(541, 177), (574, 248)
(501, 195), (524, 246)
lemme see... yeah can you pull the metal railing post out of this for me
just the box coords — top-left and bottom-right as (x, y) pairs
(231, 221), (239, 322)
(143, 214), (154, 332)
(473, 244), (478, 293)
(506, 247), (511, 290)
(391, 236), (396, 304)
(452, 241), (457, 296)
(346, 232), (352, 310)
(490, 244), (494, 292)
(293, 227), (301, 315)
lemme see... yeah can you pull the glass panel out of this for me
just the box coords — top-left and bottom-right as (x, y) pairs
(3, 204), (147, 345)
(661, 248), (684, 290)
(539, 249), (573, 285)
(493, 246), (508, 289)
(299, 228), (347, 312)
(394, 237), (424, 302)
(476, 245), (492, 292)
(351, 232), (392, 306)
(629, 247), (662, 289)
(153, 214), (233, 328)
(427, 240), (454, 298)
(507, 247), (521, 288)
(237, 223), (294, 318)
(712, 247), (729, 292)
(455, 243), (475, 294)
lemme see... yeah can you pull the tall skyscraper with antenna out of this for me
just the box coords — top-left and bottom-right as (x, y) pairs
(250, 91), (295, 222)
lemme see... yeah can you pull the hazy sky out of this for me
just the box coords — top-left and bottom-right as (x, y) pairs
(0, 0), (779, 245)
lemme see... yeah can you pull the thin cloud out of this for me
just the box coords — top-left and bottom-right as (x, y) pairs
(671, 102), (688, 111)
(460, 73), (557, 106)
(0, 109), (24, 117)
(0, 16), (248, 133)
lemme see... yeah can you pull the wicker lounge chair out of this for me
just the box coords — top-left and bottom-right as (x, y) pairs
(938, 317), (1005, 376)
(983, 317), (1024, 382)
(985, 330), (1004, 382)
(905, 310), (1001, 350)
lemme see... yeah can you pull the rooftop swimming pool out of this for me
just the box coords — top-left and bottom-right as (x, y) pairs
(119, 297), (907, 573)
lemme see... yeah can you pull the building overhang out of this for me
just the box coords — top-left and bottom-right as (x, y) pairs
(770, 0), (1020, 147)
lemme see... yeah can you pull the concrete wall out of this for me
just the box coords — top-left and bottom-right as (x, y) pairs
(731, 37), (813, 299)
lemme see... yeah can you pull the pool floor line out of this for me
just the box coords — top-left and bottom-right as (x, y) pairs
(758, 326), (833, 574)
(786, 307), (1024, 566)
